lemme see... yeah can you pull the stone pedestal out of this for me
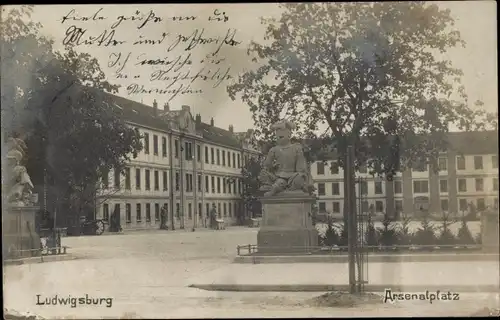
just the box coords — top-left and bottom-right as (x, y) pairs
(481, 210), (499, 253)
(257, 192), (318, 254)
(3, 206), (41, 259)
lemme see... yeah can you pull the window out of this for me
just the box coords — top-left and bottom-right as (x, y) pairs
(186, 173), (193, 192)
(457, 156), (466, 170)
(222, 178), (227, 193)
(205, 146), (209, 164)
(439, 179), (448, 193)
(103, 204), (109, 222)
(125, 203), (131, 223)
(232, 153), (236, 168)
(492, 155), (498, 169)
(474, 156), (483, 170)
(494, 178), (499, 191)
(145, 169), (151, 190)
(318, 202), (326, 212)
(359, 165), (367, 174)
(197, 145), (201, 162)
(395, 200), (403, 212)
(163, 171), (168, 191)
(441, 199), (449, 211)
(185, 142), (193, 160)
(222, 150), (226, 166)
(317, 183), (325, 196)
(228, 203), (232, 217)
(332, 202), (340, 213)
(153, 135), (158, 155)
(394, 180), (402, 194)
(413, 180), (429, 193)
(102, 170), (109, 188)
(228, 152), (231, 167)
(114, 169), (121, 189)
(217, 177), (221, 193)
(205, 175), (209, 192)
(188, 203), (192, 219)
(163, 203), (169, 221)
(144, 133), (150, 154)
(206, 203), (210, 217)
(360, 181), (368, 195)
(475, 178), (484, 191)
(154, 170), (159, 191)
(459, 199), (468, 211)
(217, 203), (221, 218)
(211, 147), (215, 164)
(375, 201), (384, 212)
(174, 140), (179, 158)
(135, 168), (141, 190)
(362, 200), (369, 212)
(175, 172), (180, 191)
(162, 137), (167, 157)
(216, 149), (220, 165)
(125, 167), (131, 190)
(330, 161), (339, 174)
(374, 181), (383, 194)
(331, 182), (340, 195)
(136, 203), (142, 221)
(237, 154), (241, 168)
(176, 203), (180, 218)
(198, 175), (202, 192)
(211, 176), (215, 193)
(477, 198), (485, 211)
(155, 203), (160, 221)
(146, 203), (151, 222)
(317, 162), (325, 175)
(223, 203), (227, 217)
(438, 157), (447, 171)
(494, 198), (499, 210)
(458, 178), (467, 192)
(234, 203), (238, 217)
(198, 203), (202, 218)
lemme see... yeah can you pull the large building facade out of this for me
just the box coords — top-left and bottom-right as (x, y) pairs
(311, 131), (499, 217)
(95, 94), (260, 230)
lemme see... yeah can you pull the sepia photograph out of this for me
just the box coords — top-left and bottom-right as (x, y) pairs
(1, 2), (499, 318)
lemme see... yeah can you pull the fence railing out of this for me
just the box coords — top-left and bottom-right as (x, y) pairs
(236, 244), (483, 256)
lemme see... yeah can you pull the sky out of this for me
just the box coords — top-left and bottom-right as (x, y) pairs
(21, 2), (499, 132)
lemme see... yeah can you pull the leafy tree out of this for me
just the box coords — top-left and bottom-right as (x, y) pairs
(240, 155), (264, 222)
(413, 216), (438, 247)
(228, 2), (494, 230)
(1, 6), (143, 226)
(456, 213), (475, 245)
(377, 214), (398, 248)
(436, 212), (457, 245)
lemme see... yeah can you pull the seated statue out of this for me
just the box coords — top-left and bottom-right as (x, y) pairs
(259, 120), (314, 197)
(6, 137), (34, 205)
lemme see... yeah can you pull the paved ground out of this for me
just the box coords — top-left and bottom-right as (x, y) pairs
(3, 227), (499, 318)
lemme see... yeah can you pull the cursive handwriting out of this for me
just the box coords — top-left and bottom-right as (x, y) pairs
(127, 83), (203, 102)
(208, 9), (229, 22)
(61, 8), (107, 24)
(63, 26), (126, 46)
(133, 33), (169, 45)
(111, 10), (162, 30)
(136, 53), (192, 73)
(167, 28), (241, 55)
(108, 52), (131, 74)
(150, 67), (232, 88)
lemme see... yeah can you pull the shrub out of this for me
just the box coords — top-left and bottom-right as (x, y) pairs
(412, 216), (437, 246)
(474, 231), (482, 245)
(456, 213), (475, 245)
(397, 213), (413, 246)
(437, 212), (457, 246)
(322, 216), (339, 246)
(377, 215), (399, 247)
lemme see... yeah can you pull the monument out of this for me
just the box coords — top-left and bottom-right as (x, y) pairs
(3, 136), (41, 259)
(257, 120), (318, 254)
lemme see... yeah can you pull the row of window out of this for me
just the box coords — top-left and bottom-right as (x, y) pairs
(141, 132), (246, 169)
(315, 155), (499, 175)
(318, 197), (499, 213)
(102, 201), (242, 223)
(102, 168), (243, 195)
(316, 177), (499, 196)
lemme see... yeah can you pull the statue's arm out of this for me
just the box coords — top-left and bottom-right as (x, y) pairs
(262, 147), (275, 170)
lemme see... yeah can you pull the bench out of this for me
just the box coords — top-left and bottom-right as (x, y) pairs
(215, 219), (225, 230)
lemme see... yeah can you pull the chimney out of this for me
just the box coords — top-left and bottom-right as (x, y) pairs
(229, 125), (234, 133)
(182, 105), (190, 113)
(153, 99), (158, 115)
(164, 103), (170, 112)
(195, 114), (201, 125)
(210, 117), (214, 126)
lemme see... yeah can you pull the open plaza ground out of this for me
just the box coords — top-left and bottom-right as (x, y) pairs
(3, 227), (499, 319)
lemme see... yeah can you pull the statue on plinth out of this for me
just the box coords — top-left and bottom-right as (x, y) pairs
(258, 120), (314, 197)
(5, 136), (34, 206)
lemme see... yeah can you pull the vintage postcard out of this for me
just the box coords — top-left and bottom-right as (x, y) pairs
(2, 2), (499, 319)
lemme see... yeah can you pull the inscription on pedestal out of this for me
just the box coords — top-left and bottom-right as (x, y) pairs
(264, 203), (305, 227)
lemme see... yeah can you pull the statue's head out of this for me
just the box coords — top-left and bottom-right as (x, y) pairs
(271, 120), (295, 146)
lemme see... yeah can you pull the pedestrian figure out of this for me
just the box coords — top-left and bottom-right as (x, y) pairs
(110, 206), (122, 232)
(160, 204), (168, 230)
(209, 204), (217, 230)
